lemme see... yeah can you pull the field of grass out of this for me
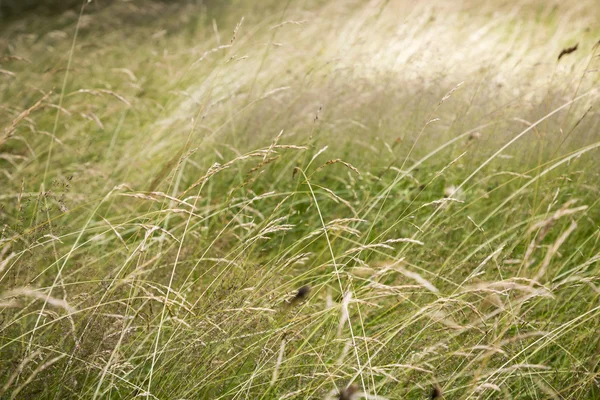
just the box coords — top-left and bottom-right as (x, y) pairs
(1, 0), (600, 398)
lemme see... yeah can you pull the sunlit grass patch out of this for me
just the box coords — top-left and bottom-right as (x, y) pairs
(1, 0), (599, 398)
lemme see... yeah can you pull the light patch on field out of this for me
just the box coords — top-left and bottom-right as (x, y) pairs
(161, 0), (598, 131)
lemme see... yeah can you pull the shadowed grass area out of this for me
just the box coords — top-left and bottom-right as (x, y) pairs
(1, 0), (600, 398)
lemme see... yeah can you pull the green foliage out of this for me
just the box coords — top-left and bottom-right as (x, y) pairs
(0, 0), (599, 398)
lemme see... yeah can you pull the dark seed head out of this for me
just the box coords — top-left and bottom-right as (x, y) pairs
(431, 383), (443, 399)
(557, 43), (578, 61)
(294, 285), (311, 301)
(337, 383), (359, 400)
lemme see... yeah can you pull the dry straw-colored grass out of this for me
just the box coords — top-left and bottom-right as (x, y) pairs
(0, 0), (599, 398)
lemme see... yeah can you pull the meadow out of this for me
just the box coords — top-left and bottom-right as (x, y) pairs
(0, 0), (599, 398)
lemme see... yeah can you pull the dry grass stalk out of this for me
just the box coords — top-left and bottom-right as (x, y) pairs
(314, 159), (361, 176)
(1, 288), (76, 313)
(1, 91), (53, 146)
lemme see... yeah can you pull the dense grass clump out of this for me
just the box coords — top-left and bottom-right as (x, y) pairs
(1, 0), (599, 398)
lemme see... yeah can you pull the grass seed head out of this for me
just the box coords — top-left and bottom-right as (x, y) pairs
(431, 383), (443, 399)
(337, 383), (359, 400)
(557, 43), (578, 60)
(294, 285), (311, 301)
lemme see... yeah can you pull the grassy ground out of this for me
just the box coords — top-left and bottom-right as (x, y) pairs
(1, 0), (600, 398)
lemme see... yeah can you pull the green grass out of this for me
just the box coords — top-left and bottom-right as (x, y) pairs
(1, 0), (600, 398)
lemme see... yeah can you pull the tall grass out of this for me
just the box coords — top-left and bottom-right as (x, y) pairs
(1, 0), (599, 398)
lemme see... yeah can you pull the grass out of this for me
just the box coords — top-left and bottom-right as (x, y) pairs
(0, 0), (599, 398)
